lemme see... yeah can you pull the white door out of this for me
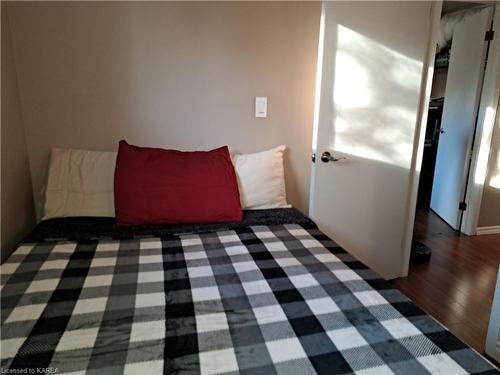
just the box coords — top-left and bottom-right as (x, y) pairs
(310, 1), (432, 279)
(430, 7), (493, 230)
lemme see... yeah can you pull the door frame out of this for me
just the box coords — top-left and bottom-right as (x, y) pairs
(461, 5), (500, 235)
(402, 3), (500, 276)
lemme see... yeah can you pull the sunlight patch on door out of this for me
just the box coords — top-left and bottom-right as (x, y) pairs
(330, 25), (422, 169)
(474, 106), (496, 185)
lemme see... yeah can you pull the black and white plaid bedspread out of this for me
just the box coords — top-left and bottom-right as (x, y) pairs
(1, 224), (498, 374)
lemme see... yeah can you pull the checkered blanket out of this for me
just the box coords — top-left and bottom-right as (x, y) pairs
(1, 224), (497, 374)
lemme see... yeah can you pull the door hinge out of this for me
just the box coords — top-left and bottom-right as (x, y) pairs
(311, 153), (316, 163)
(459, 202), (467, 211)
(485, 30), (494, 41)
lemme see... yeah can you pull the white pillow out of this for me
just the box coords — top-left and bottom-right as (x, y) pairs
(232, 145), (290, 209)
(43, 148), (117, 219)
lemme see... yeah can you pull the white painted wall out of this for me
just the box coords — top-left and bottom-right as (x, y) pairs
(478, 108), (500, 228)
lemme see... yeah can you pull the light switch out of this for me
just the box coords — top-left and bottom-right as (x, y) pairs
(255, 97), (267, 118)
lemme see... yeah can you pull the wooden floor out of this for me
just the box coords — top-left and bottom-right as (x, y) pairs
(392, 208), (500, 356)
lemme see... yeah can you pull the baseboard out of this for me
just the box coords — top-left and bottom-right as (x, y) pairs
(476, 225), (500, 235)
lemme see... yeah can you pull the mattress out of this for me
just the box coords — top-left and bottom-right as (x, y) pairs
(1, 209), (498, 374)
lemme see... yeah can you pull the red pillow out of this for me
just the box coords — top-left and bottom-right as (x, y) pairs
(114, 141), (242, 226)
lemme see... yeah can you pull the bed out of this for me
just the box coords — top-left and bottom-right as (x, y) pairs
(1, 208), (498, 374)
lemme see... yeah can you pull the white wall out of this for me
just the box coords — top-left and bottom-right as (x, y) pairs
(478, 107), (500, 228)
(5, 1), (321, 218)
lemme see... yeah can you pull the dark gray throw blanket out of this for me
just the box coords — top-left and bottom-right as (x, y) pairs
(1, 211), (498, 374)
(21, 209), (316, 243)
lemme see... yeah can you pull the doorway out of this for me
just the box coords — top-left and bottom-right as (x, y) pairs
(308, 1), (498, 280)
(411, 2), (497, 261)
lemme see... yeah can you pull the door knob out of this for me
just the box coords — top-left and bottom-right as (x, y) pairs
(321, 151), (346, 163)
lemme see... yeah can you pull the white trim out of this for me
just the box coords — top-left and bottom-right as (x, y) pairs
(401, 1), (443, 277)
(462, 5), (500, 235)
(308, 1), (326, 217)
(476, 226), (500, 235)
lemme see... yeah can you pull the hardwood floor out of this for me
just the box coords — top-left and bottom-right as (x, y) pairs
(392, 208), (500, 356)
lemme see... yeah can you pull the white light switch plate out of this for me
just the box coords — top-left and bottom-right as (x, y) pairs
(255, 97), (267, 118)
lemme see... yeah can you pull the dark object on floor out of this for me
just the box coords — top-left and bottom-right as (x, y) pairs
(410, 240), (432, 263)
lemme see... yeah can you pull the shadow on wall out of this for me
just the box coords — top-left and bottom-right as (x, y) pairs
(476, 107), (499, 188)
(477, 105), (500, 227)
(488, 150), (500, 189)
(1, 5), (36, 261)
